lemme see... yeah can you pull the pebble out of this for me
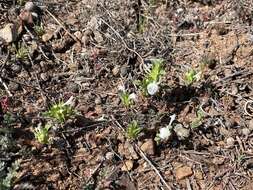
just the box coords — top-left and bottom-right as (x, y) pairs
(174, 124), (190, 140)
(121, 160), (134, 171)
(175, 166), (193, 180)
(226, 137), (235, 147)
(11, 64), (22, 74)
(24, 2), (36, 12)
(231, 83), (238, 95)
(105, 152), (114, 161)
(249, 119), (253, 131)
(40, 73), (50, 82)
(23, 34), (31, 42)
(112, 66), (120, 76)
(95, 96), (102, 105)
(0, 23), (18, 43)
(68, 83), (79, 93)
(42, 32), (54, 42)
(242, 128), (251, 136)
(140, 139), (155, 155)
(74, 31), (82, 40)
(120, 65), (128, 77)
(8, 82), (20, 91)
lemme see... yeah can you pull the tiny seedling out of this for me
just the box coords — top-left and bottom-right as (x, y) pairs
(184, 69), (197, 85)
(138, 14), (147, 33)
(3, 113), (15, 126)
(0, 160), (20, 190)
(45, 99), (75, 123)
(149, 0), (156, 6)
(126, 120), (142, 140)
(34, 25), (45, 36)
(190, 109), (204, 129)
(17, 0), (27, 6)
(137, 59), (165, 96)
(15, 43), (28, 60)
(119, 91), (136, 108)
(34, 124), (51, 144)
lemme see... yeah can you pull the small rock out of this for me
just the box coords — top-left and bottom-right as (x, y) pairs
(176, 166), (193, 180)
(40, 73), (49, 82)
(231, 83), (238, 95)
(24, 1), (36, 12)
(112, 66), (120, 76)
(81, 35), (90, 46)
(249, 119), (253, 131)
(8, 82), (20, 91)
(23, 34), (31, 42)
(11, 64), (22, 74)
(120, 65), (129, 77)
(140, 139), (155, 155)
(226, 137), (235, 147)
(242, 128), (251, 136)
(95, 105), (103, 114)
(74, 31), (82, 40)
(68, 83), (79, 93)
(118, 142), (139, 160)
(121, 160), (134, 171)
(105, 152), (114, 161)
(42, 32), (54, 42)
(95, 96), (102, 105)
(81, 29), (93, 45)
(0, 23), (18, 43)
(212, 157), (225, 165)
(174, 124), (190, 140)
(194, 170), (203, 180)
(94, 31), (103, 43)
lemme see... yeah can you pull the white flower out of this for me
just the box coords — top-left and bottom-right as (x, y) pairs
(147, 82), (159, 95)
(168, 114), (176, 127)
(129, 93), (137, 102)
(158, 127), (171, 140)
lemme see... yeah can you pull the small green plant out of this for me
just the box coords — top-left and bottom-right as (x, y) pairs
(0, 160), (20, 190)
(15, 43), (28, 60)
(17, 0), (27, 6)
(136, 59), (165, 96)
(34, 124), (51, 144)
(3, 113), (15, 126)
(184, 69), (197, 85)
(45, 98), (75, 123)
(34, 25), (45, 36)
(149, 0), (157, 6)
(126, 120), (142, 140)
(190, 109), (204, 129)
(119, 91), (136, 108)
(138, 14), (147, 33)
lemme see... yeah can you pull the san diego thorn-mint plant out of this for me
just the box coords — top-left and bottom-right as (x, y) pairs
(184, 69), (197, 85)
(34, 25), (45, 36)
(136, 59), (165, 96)
(34, 124), (51, 144)
(45, 101), (75, 123)
(0, 160), (20, 190)
(126, 120), (142, 140)
(119, 91), (136, 108)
